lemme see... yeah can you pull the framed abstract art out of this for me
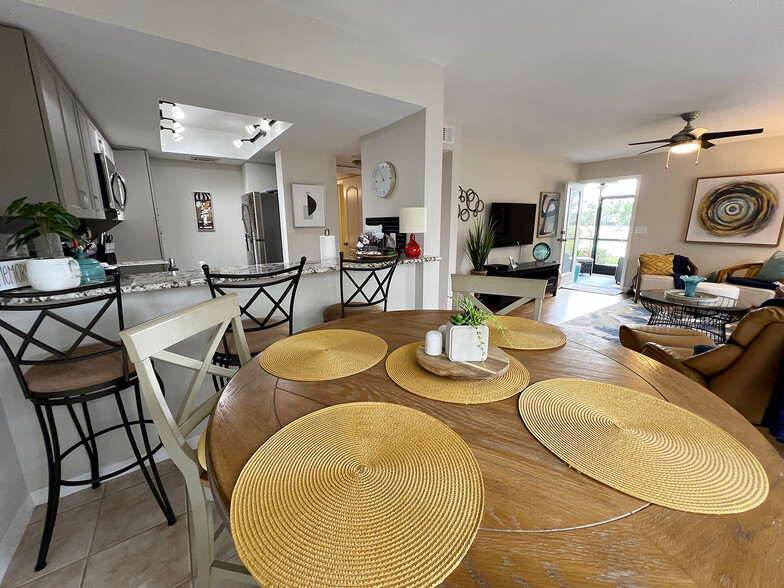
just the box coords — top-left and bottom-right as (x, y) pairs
(537, 192), (560, 237)
(685, 172), (784, 246)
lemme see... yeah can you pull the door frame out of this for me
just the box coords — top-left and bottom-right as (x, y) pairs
(558, 181), (585, 285)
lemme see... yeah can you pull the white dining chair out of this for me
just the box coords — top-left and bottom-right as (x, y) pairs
(451, 274), (548, 321)
(120, 294), (255, 588)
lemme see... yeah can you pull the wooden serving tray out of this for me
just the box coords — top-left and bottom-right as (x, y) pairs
(416, 344), (510, 380)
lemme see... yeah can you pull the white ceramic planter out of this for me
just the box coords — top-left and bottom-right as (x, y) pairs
(27, 258), (81, 291)
(445, 323), (489, 362)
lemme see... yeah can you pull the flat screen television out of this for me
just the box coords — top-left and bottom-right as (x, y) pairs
(489, 202), (536, 247)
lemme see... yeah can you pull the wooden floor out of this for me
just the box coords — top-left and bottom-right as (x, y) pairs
(507, 287), (629, 324)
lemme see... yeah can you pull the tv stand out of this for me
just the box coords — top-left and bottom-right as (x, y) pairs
(484, 261), (560, 296)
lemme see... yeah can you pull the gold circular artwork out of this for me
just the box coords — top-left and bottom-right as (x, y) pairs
(231, 402), (484, 587)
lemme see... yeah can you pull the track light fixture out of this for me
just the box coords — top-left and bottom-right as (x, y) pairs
(160, 125), (183, 141)
(234, 119), (276, 148)
(159, 100), (185, 120)
(233, 138), (252, 148)
(259, 118), (271, 132)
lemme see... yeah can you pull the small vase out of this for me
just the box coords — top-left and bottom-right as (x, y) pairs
(445, 323), (489, 362)
(404, 234), (421, 258)
(682, 275), (706, 297)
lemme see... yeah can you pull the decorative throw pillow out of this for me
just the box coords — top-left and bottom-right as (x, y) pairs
(639, 254), (674, 275)
(757, 250), (784, 282)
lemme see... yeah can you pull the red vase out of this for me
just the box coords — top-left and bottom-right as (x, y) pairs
(404, 234), (421, 258)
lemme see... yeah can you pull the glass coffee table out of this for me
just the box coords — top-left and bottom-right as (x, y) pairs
(638, 290), (752, 343)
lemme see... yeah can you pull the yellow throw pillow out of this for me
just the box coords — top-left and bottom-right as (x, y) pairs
(639, 254), (674, 275)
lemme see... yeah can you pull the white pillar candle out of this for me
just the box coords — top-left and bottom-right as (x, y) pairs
(425, 330), (443, 356)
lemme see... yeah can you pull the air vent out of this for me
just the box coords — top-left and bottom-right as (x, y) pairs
(442, 125), (455, 145)
(191, 156), (219, 162)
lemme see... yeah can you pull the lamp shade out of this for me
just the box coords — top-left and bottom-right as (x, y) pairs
(399, 207), (427, 233)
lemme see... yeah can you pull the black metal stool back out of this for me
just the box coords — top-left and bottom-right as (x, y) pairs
(339, 252), (400, 317)
(0, 272), (175, 571)
(202, 257), (306, 364)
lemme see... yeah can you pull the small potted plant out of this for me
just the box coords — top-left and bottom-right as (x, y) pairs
(464, 218), (497, 275)
(3, 197), (82, 291)
(445, 295), (502, 362)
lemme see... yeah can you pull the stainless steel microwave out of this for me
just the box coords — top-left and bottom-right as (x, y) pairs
(95, 152), (126, 220)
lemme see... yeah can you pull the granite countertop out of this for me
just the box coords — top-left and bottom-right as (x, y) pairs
(0, 256), (440, 303)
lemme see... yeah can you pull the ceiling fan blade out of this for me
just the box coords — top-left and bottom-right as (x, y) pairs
(638, 144), (669, 155)
(691, 127), (708, 137)
(700, 140), (716, 149)
(700, 128), (763, 141)
(628, 139), (671, 146)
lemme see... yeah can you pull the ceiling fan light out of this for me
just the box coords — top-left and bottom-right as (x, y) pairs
(670, 141), (700, 154)
(171, 105), (185, 119)
(259, 118), (271, 132)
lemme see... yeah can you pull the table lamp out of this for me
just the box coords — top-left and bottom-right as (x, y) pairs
(399, 207), (427, 258)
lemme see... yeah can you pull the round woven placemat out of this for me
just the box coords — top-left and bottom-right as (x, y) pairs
(386, 342), (529, 404)
(259, 329), (387, 381)
(231, 402), (484, 588)
(488, 316), (566, 350)
(519, 379), (769, 514)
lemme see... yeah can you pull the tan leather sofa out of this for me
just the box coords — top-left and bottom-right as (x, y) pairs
(619, 306), (784, 424)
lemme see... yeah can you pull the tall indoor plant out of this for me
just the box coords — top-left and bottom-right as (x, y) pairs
(3, 197), (82, 290)
(464, 218), (497, 275)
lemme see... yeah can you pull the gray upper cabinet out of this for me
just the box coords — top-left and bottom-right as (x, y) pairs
(0, 24), (107, 220)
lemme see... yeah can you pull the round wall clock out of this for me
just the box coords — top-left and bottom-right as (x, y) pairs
(372, 161), (396, 198)
(532, 242), (551, 262)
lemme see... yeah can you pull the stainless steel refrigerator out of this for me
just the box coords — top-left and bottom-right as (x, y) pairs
(241, 190), (283, 264)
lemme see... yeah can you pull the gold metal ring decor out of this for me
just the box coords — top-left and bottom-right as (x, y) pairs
(519, 379), (769, 514)
(231, 402), (484, 587)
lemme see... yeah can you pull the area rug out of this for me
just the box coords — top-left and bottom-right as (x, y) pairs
(561, 282), (624, 295)
(559, 298), (651, 344)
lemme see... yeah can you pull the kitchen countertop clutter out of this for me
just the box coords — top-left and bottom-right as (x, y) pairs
(0, 257), (440, 303)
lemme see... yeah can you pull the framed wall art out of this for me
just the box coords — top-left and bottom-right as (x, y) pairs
(685, 172), (784, 246)
(291, 183), (326, 228)
(194, 192), (215, 231)
(537, 192), (560, 237)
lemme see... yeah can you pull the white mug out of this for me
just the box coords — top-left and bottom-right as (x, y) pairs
(27, 258), (82, 291)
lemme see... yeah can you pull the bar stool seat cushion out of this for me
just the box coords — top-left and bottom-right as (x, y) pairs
(25, 342), (135, 395)
(323, 303), (383, 323)
(217, 320), (289, 356)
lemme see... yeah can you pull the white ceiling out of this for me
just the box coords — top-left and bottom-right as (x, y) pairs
(267, 0), (784, 163)
(4, 1), (784, 164)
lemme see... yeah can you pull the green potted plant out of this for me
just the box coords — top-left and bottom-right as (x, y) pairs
(464, 218), (497, 275)
(3, 197), (82, 290)
(445, 294), (506, 361)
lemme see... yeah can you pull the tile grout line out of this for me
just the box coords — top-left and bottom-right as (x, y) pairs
(79, 483), (106, 588)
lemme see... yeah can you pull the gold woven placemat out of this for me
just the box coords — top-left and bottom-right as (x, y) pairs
(386, 342), (529, 404)
(231, 402), (484, 588)
(519, 378), (769, 514)
(488, 316), (566, 350)
(259, 329), (387, 381)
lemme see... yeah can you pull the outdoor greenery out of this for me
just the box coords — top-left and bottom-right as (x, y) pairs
(3, 197), (80, 258)
(464, 218), (497, 271)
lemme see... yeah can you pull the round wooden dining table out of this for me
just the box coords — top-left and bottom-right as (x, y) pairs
(206, 310), (784, 586)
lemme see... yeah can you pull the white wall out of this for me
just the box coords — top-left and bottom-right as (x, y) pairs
(0, 398), (30, 582)
(241, 162), (277, 194)
(110, 149), (164, 261)
(455, 137), (580, 283)
(578, 134), (784, 285)
(149, 159), (247, 270)
(275, 150), (340, 262)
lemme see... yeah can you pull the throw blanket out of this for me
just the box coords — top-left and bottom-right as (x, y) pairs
(671, 254), (692, 289)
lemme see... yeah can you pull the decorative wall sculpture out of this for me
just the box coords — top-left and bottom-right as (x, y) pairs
(457, 186), (484, 221)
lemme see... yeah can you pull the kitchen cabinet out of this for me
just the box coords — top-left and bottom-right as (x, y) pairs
(0, 24), (107, 220)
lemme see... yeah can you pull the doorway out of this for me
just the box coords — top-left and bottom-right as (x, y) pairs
(576, 178), (638, 288)
(337, 175), (363, 254)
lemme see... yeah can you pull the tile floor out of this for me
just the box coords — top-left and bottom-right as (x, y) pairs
(1, 460), (246, 588)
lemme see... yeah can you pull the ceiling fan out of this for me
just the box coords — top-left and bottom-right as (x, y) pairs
(628, 112), (763, 167)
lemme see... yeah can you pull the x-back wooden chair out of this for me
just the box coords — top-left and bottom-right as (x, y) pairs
(451, 273), (548, 321)
(120, 294), (255, 587)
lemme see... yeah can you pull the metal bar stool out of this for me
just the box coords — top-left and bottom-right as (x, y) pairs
(202, 257), (306, 367)
(0, 271), (175, 571)
(323, 252), (401, 322)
